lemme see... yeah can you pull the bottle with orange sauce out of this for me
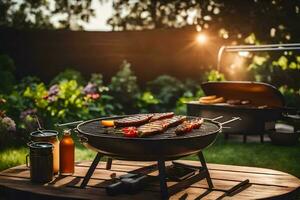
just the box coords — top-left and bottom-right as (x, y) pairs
(59, 129), (75, 175)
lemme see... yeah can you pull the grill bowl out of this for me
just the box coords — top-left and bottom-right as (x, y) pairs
(76, 116), (221, 161)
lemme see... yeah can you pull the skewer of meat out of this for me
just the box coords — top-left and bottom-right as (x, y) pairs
(138, 116), (186, 137)
(175, 118), (204, 135)
(149, 112), (174, 122)
(114, 114), (153, 127)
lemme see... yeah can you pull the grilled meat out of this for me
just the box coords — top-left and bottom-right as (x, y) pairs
(191, 118), (204, 129)
(137, 121), (166, 137)
(227, 99), (242, 105)
(149, 112), (174, 122)
(114, 114), (153, 127)
(138, 116), (186, 137)
(175, 118), (204, 135)
(199, 96), (225, 104)
(241, 100), (251, 105)
(162, 116), (187, 128)
(227, 99), (251, 106)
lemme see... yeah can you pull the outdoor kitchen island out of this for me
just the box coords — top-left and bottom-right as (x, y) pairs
(0, 160), (299, 200)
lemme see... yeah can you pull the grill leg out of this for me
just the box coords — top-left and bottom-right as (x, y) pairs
(243, 134), (247, 143)
(106, 158), (113, 170)
(224, 133), (229, 140)
(260, 133), (264, 143)
(80, 153), (102, 188)
(198, 152), (213, 189)
(157, 159), (169, 200)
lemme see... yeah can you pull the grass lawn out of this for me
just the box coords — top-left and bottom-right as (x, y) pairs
(0, 135), (299, 178)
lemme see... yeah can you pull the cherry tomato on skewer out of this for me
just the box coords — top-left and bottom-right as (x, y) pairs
(122, 127), (138, 137)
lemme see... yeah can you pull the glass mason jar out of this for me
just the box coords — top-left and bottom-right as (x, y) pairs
(30, 130), (60, 174)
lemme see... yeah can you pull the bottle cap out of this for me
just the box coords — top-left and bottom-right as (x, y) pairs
(63, 129), (71, 135)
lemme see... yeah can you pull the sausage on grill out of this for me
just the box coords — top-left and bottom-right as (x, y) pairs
(175, 118), (204, 135)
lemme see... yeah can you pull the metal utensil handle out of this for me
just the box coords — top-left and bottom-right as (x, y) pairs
(74, 128), (89, 143)
(216, 179), (250, 200)
(55, 120), (84, 127)
(219, 117), (241, 126)
(211, 116), (224, 121)
(35, 115), (43, 129)
(227, 179), (250, 196)
(26, 154), (30, 168)
(78, 134), (89, 143)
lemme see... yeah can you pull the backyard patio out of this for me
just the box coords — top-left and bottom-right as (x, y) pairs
(0, 0), (300, 199)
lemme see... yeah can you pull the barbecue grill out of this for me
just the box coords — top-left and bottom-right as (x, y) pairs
(199, 43), (300, 142)
(187, 81), (294, 143)
(70, 115), (240, 199)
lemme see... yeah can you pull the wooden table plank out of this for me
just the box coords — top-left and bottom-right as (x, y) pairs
(99, 160), (289, 175)
(0, 160), (299, 200)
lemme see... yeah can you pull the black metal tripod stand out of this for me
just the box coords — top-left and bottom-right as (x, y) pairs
(80, 151), (213, 199)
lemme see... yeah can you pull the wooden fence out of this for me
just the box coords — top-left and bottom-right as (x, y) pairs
(0, 27), (223, 83)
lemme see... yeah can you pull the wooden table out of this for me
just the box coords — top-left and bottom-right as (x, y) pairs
(0, 160), (299, 199)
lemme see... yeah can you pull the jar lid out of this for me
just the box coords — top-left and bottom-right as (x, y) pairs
(63, 129), (71, 135)
(28, 142), (53, 149)
(30, 130), (58, 139)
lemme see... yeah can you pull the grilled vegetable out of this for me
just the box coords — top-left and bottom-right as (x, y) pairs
(175, 118), (204, 135)
(115, 114), (153, 127)
(122, 127), (138, 137)
(101, 120), (115, 127)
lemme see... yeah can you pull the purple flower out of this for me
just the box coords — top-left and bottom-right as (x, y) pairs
(1, 117), (16, 132)
(43, 84), (59, 103)
(20, 108), (37, 120)
(83, 83), (97, 95)
(48, 84), (59, 96)
(47, 95), (57, 103)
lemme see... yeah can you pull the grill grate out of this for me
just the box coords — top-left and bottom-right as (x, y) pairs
(77, 117), (220, 139)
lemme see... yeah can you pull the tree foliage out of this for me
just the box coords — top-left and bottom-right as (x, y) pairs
(108, 0), (300, 43)
(0, 0), (95, 30)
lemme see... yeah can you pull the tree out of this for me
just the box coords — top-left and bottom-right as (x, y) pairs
(0, 0), (95, 30)
(107, 0), (300, 43)
(107, 0), (300, 90)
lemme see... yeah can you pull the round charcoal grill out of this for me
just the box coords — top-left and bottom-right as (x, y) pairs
(76, 115), (239, 161)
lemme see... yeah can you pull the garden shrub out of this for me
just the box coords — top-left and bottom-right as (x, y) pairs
(147, 75), (185, 112)
(109, 60), (140, 114)
(23, 80), (90, 124)
(137, 91), (160, 113)
(0, 98), (17, 147)
(0, 57), (299, 143)
(279, 86), (300, 109)
(0, 55), (16, 94)
(84, 73), (114, 116)
(204, 70), (226, 82)
(50, 69), (85, 85)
